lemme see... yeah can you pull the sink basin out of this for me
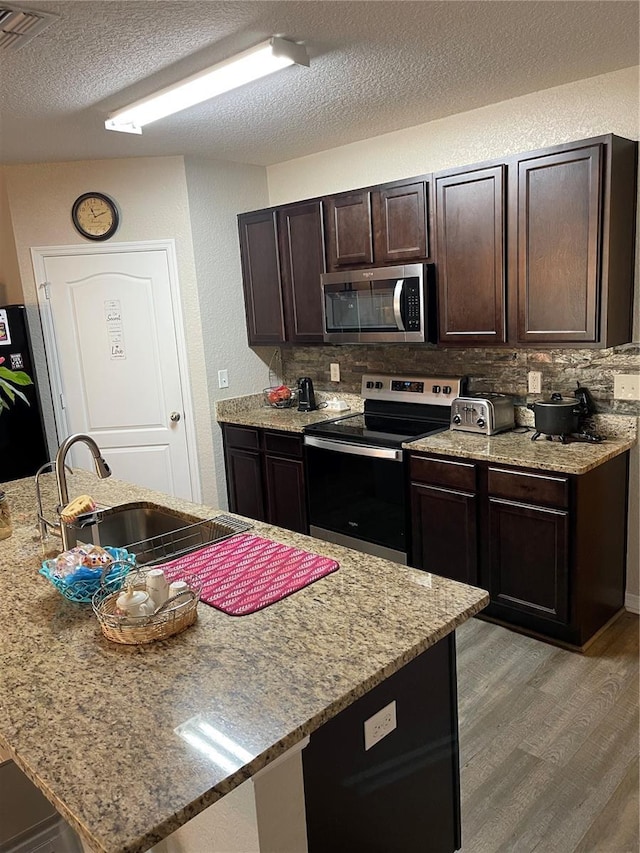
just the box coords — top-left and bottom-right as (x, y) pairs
(70, 502), (251, 565)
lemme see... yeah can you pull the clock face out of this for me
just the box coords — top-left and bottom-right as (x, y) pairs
(72, 192), (119, 240)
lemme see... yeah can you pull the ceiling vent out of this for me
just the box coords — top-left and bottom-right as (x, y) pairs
(0, 3), (57, 50)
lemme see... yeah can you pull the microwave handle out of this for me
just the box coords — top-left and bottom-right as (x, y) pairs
(393, 279), (406, 331)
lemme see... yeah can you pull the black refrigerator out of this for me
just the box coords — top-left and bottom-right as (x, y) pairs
(0, 304), (49, 482)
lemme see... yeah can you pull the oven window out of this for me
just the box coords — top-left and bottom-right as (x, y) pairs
(306, 444), (406, 553)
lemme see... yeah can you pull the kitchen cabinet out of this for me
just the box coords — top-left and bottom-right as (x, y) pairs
(435, 165), (506, 345)
(238, 209), (285, 345)
(408, 451), (629, 648)
(324, 177), (431, 270)
(409, 455), (478, 586)
(222, 424), (307, 533)
(434, 134), (637, 348)
(238, 200), (325, 345)
(486, 467), (570, 625)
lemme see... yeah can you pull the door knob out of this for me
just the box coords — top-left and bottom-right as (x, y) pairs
(170, 411), (181, 422)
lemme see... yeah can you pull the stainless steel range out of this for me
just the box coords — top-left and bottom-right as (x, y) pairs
(304, 373), (467, 564)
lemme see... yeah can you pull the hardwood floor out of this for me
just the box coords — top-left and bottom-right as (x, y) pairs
(456, 613), (639, 853)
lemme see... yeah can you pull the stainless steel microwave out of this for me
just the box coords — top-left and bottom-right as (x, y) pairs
(321, 264), (429, 344)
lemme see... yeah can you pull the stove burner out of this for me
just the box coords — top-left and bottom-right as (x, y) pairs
(531, 431), (605, 444)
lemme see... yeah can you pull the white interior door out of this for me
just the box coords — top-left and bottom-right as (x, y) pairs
(34, 243), (198, 501)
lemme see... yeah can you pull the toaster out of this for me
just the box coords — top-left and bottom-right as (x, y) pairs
(450, 394), (515, 435)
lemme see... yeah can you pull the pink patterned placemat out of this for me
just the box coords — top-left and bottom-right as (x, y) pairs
(159, 533), (339, 615)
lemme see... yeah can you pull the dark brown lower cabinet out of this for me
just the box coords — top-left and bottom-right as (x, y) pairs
(409, 454), (478, 586)
(222, 424), (307, 534)
(488, 497), (569, 624)
(409, 451), (629, 648)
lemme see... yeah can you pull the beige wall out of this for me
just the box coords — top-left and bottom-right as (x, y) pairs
(0, 169), (22, 305)
(3, 157), (218, 503)
(267, 66), (639, 202)
(183, 157), (271, 507)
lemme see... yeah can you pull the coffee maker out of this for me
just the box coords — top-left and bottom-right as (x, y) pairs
(297, 377), (317, 412)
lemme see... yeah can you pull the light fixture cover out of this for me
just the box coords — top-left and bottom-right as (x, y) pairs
(105, 37), (309, 134)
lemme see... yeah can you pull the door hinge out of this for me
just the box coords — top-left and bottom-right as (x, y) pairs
(40, 281), (51, 299)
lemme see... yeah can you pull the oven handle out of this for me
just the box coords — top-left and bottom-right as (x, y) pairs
(304, 435), (403, 461)
(393, 279), (406, 331)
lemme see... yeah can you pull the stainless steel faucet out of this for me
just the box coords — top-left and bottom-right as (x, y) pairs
(55, 434), (112, 550)
(35, 460), (72, 542)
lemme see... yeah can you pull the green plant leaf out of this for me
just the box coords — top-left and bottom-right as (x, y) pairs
(0, 367), (33, 386)
(0, 377), (29, 406)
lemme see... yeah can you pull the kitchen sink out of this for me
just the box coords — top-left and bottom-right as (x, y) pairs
(70, 502), (251, 565)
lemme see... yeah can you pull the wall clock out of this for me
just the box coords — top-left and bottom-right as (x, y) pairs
(71, 192), (119, 241)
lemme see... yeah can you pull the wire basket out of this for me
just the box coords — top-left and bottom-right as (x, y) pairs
(39, 547), (135, 604)
(92, 567), (201, 645)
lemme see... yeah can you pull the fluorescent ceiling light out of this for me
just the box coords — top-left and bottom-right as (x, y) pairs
(105, 37), (309, 135)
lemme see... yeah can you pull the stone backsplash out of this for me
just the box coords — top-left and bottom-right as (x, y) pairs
(281, 342), (640, 416)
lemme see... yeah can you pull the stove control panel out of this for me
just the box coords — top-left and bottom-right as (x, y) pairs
(361, 374), (467, 405)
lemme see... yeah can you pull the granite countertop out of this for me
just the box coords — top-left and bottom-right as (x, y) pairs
(405, 415), (637, 475)
(0, 472), (487, 853)
(215, 391), (364, 432)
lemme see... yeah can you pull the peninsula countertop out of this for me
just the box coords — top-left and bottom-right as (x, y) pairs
(0, 472), (487, 853)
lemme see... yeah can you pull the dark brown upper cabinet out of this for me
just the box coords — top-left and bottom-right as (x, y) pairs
(435, 165), (506, 345)
(238, 209), (285, 345)
(434, 134), (636, 348)
(511, 135), (637, 347)
(238, 199), (325, 346)
(277, 200), (326, 344)
(324, 191), (374, 268)
(325, 178), (431, 271)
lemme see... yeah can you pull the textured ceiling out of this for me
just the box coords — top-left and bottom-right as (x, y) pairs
(0, 0), (638, 166)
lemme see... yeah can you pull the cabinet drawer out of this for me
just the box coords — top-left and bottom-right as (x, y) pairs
(488, 467), (569, 508)
(409, 455), (476, 491)
(263, 430), (303, 458)
(223, 425), (260, 451)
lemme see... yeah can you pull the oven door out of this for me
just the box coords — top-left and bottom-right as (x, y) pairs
(304, 436), (407, 564)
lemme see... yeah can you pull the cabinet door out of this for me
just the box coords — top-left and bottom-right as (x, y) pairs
(514, 144), (602, 344)
(372, 180), (429, 264)
(264, 454), (307, 533)
(277, 201), (326, 343)
(435, 166), (506, 345)
(324, 191), (374, 269)
(410, 483), (477, 585)
(225, 447), (266, 522)
(238, 210), (286, 345)
(488, 498), (569, 624)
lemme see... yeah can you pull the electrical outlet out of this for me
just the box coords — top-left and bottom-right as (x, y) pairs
(330, 362), (340, 382)
(364, 700), (397, 751)
(528, 371), (542, 394)
(218, 369), (229, 389)
(614, 373), (640, 401)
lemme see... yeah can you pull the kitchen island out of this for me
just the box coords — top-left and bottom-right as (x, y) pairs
(0, 471), (488, 853)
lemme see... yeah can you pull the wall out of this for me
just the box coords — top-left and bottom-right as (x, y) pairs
(0, 169), (22, 305)
(267, 66), (640, 608)
(3, 157), (218, 503)
(183, 157), (271, 507)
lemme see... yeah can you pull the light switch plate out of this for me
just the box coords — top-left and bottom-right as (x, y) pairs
(218, 369), (229, 389)
(330, 363), (340, 382)
(614, 374), (640, 401)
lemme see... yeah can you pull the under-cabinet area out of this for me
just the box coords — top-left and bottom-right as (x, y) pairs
(408, 451), (629, 648)
(237, 133), (637, 349)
